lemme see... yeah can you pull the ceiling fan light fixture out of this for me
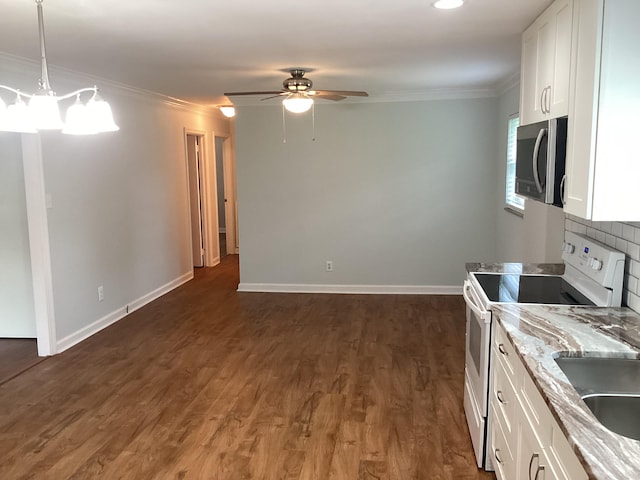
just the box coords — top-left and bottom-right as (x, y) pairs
(282, 94), (313, 114)
(433, 0), (464, 9)
(219, 106), (236, 118)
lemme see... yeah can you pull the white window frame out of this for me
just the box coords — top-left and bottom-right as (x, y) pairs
(505, 114), (525, 212)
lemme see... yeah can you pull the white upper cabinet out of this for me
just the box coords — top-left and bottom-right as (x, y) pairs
(520, 0), (574, 126)
(564, 0), (640, 220)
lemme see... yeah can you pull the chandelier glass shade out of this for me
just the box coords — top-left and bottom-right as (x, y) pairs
(282, 93), (314, 113)
(0, 0), (119, 135)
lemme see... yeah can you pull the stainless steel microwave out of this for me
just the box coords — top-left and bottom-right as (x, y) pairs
(515, 117), (568, 207)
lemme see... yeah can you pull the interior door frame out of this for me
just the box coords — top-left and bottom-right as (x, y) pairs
(185, 134), (205, 267)
(183, 128), (220, 267)
(213, 131), (238, 256)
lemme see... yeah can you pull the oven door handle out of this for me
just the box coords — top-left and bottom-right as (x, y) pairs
(463, 280), (489, 320)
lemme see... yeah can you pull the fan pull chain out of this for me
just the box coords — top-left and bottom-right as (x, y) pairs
(311, 103), (316, 142)
(282, 103), (287, 143)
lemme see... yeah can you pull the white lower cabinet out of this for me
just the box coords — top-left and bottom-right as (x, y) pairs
(517, 421), (555, 480)
(490, 323), (588, 480)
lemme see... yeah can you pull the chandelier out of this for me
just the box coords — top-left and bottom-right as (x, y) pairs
(0, 0), (118, 135)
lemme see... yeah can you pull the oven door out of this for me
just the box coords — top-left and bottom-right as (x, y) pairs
(462, 279), (492, 468)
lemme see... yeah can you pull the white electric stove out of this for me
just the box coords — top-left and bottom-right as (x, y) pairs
(462, 231), (626, 470)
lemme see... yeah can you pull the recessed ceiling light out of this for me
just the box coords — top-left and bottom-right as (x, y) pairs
(433, 0), (464, 9)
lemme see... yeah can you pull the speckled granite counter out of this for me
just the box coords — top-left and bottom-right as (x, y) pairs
(465, 262), (565, 275)
(493, 304), (640, 480)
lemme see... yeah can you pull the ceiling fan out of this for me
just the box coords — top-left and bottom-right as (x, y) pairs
(224, 69), (368, 113)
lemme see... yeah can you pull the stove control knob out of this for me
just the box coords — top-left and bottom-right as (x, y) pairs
(592, 259), (603, 271)
(563, 242), (575, 254)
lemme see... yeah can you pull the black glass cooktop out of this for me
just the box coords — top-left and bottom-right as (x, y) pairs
(474, 274), (594, 305)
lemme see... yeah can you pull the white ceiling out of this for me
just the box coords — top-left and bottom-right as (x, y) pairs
(0, 0), (552, 106)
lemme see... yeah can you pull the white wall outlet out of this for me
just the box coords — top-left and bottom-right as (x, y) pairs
(97, 285), (104, 302)
(326, 260), (333, 272)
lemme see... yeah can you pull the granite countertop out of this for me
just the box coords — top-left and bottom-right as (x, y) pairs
(465, 262), (565, 275)
(493, 304), (640, 480)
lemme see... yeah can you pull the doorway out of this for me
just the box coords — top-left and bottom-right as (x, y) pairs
(185, 129), (237, 268)
(186, 134), (205, 268)
(215, 134), (238, 257)
(215, 137), (227, 258)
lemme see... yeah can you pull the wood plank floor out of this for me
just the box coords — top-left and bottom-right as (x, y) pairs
(0, 255), (495, 480)
(0, 339), (42, 386)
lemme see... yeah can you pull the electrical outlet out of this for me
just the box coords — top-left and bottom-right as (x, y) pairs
(97, 285), (104, 302)
(326, 260), (333, 272)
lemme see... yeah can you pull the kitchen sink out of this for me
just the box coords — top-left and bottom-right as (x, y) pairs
(555, 356), (640, 396)
(555, 356), (640, 441)
(582, 394), (640, 441)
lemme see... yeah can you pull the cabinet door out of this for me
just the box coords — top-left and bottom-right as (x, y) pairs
(563, 0), (600, 218)
(518, 419), (561, 480)
(549, 0), (573, 117)
(520, 25), (541, 126)
(565, 0), (640, 220)
(520, 15), (554, 125)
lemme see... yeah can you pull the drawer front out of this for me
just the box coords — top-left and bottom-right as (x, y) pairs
(492, 353), (517, 435)
(519, 361), (554, 446)
(494, 324), (517, 376)
(491, 403), (516, 480)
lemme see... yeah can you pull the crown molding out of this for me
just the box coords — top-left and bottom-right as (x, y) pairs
(0, 52), (214, 115)
(494, 70), (521, 96)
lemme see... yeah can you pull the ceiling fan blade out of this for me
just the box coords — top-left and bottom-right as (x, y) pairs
(312, 93), (347, 101)
(260, 94), (287, 101)
(312, 89), (369, 97)
(224, 90), (284, 96)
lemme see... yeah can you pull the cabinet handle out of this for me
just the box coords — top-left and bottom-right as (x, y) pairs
(494, 448), (504, 465)
(535, 465), (545, 480)
(498, 343), (508, 356)
(529, 453), (540, 480)
(496, 390), (508, 404)
(560, 174), (567, 206)
(545, 85), (552, 114)
(540, 89), (546, 114)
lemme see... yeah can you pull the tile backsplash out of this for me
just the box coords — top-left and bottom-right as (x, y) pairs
(565, 215), (640, 313)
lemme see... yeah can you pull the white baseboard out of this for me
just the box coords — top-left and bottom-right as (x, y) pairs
(56, 271), (194, 353)
(237, 283), (462, 295)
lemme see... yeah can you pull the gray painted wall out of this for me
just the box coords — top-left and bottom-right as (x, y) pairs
(0, 134), (36, 337)
(0, 55), (231, 347)
(495, 84), (565, 263)
(235, 99), (499, 288)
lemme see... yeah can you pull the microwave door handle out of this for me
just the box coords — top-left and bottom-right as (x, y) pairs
(545, 119), (557, 204)
(463, 280), (488, 319)
(532, 128), (547, 193)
